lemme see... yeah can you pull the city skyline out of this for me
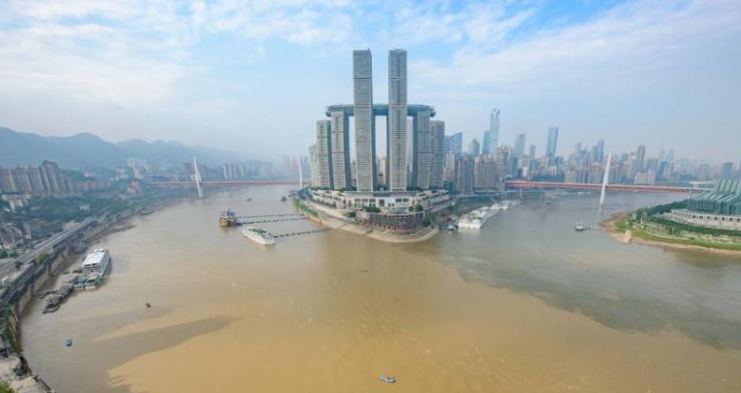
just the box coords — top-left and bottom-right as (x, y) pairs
(0, 0), (739, 162)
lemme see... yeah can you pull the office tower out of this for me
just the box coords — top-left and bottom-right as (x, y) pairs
(330, 111), (352, 189)
(444, 132), (463, 155)
(496, 146), (509, 181)
(546, 127), (559, 164)
(353, 49), (376, 192)
(595, 139), (605, 163)
(454, 155), (474, 195)
(315, 120), (333, 188)
(474, 155), (497, 189)
(469, 138), (481, 156)
(513, 133), (526, 158)
(411, 109), (432, 189)
(430, 120), (446, 188)
(528, 144), (536, 159)
(574, 142), (582, 156)
(387, 49), (408, 192)
(308, 144), (319, 187)
(481, 131), (492, 155)
(487, 109), (500, 155)
(721, 162), (734, 179)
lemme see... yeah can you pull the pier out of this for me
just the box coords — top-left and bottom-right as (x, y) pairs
(271, 228), (332, 238)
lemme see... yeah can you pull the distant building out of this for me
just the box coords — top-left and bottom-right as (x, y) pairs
(308, 143), (318, 186)
(485, 109), (500, 155)
(474, 155), (497, 189)
(453, 155), (474, 195)
(513, 133), (526, 158)
(429, 121), (446, 188)
(315, 120), (333, 188)
(444, 132), (463, 156)
(468, 138), (480, 157)
(721, 162), (734, 179)
(546, 127), (559, 164)
(330, 111), (352, 189)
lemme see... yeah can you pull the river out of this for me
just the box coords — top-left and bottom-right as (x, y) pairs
(21, 186), (741, 392)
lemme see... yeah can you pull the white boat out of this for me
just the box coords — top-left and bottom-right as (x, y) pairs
(80, 249), (111, 289)
(458, 207), (498, 229)
(242, 227), (276, 245)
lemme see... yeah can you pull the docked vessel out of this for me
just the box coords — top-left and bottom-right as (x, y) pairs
(242, 227), (276, 245)
(76, 249), (111, 290)
(219, 208), (239, 227)
(458, 206), (499, 229)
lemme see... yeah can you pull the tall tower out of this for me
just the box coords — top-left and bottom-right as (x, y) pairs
(411, 109), (432, 189)
(315, 120), (333, 189)
(546, 126), (559, 164)
(330, 111), (352, 189)
(387, 49), (408, 192)
(429, 120), (446, 188)
(488, 109), (500, 155)
(353, 49), (376, 192)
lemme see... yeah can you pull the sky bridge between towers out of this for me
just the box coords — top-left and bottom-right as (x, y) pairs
(325, 104), (436, 117)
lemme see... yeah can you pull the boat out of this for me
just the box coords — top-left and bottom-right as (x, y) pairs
(379, 375), (396, 384)
(139, 208), (154, 216)
(79, 249), (111, 290)
(575, 224), (586, 232)
(281, 196), (288, 202)
(242, 227), (276, 245)
(458, 206), (498, 229)
(219, 208), (239, 227)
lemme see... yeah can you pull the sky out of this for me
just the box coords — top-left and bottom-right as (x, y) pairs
(0, 0), (739, 163)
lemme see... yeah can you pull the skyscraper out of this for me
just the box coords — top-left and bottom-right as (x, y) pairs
(444, 132), (463, 155)
(387, 49), (408, 192)
(429, 120), (446, 188)
(546, 127), (559, 164)
(315, 120), (333, 189)
(469, 138), (481, 156)
(308, 143), (318, 187)
(353, 49), (376, 192)
(481, 130), (492, 155)
(454, 155), (474, 195)
(487, 109), (500, 155)
(411, 109), (432, 189)
(330, 111), (352, 189)
(513, 133), (526, 158)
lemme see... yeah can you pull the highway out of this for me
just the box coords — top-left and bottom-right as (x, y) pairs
(18, 217), (97, 265)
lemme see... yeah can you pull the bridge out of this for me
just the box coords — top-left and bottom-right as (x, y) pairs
(150, 180), (302, 187)
(505, 181), (706, 194)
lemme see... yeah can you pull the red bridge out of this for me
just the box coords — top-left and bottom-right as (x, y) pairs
(150, 180), (302, 187)
(505, 181), (705, 194)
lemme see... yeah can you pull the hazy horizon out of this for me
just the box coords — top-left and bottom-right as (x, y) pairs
(1, 0), (739, 162)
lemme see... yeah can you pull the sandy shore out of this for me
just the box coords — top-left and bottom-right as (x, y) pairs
(600, 212), (741, 256)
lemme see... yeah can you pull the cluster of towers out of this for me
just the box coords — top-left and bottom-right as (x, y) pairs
(309, 49), (446, 193)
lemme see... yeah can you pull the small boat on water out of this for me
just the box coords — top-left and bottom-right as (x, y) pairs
(281, 196), (288, 202)
(575, 224), (587, 232)
(379, 375), (396, 384)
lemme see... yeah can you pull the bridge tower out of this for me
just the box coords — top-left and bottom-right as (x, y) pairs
(599, 153), (612, 207)
(193, 157), (205, 198)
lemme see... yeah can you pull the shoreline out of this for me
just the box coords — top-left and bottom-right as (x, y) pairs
(600, 212), (741, 256)
(297, 200), (439, 243)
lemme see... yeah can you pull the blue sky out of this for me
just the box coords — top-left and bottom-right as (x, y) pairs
(0, 0), (739, 163)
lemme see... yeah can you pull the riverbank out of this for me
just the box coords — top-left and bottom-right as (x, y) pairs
(601, 212), (741, 256)
(301, 203), (439, 243)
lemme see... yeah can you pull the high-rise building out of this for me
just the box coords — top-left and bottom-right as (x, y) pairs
(315, 120), (333, 188)
(513, 133), (526, 158)
(468, 138), (481, 156)
(474, 155), (497, 189)
(308, 144), (319, 187)
(353, 49), (376, 192)
(430, 120), (446, 188)
(387, 49), (408, 192)
(411, 109), (432, 189)
(330, 111), (352, 189)
(720, 162), (734, 179)
(528, 144), (536, 159)
(487, 109), (500, 155)
(454, 155), (474, 195)
(546, 127), (559, 164)
(496, 146), (510, 181)
(482, 131), (492, 155)
(444, 132), (463, 155)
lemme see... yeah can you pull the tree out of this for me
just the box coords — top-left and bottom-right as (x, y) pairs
(0, 381), (17, 393)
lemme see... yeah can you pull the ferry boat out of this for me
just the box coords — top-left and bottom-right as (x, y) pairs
(458, 206), (498, 229)
(79, 249), (111, 290)
(242, 227), (276, 245)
